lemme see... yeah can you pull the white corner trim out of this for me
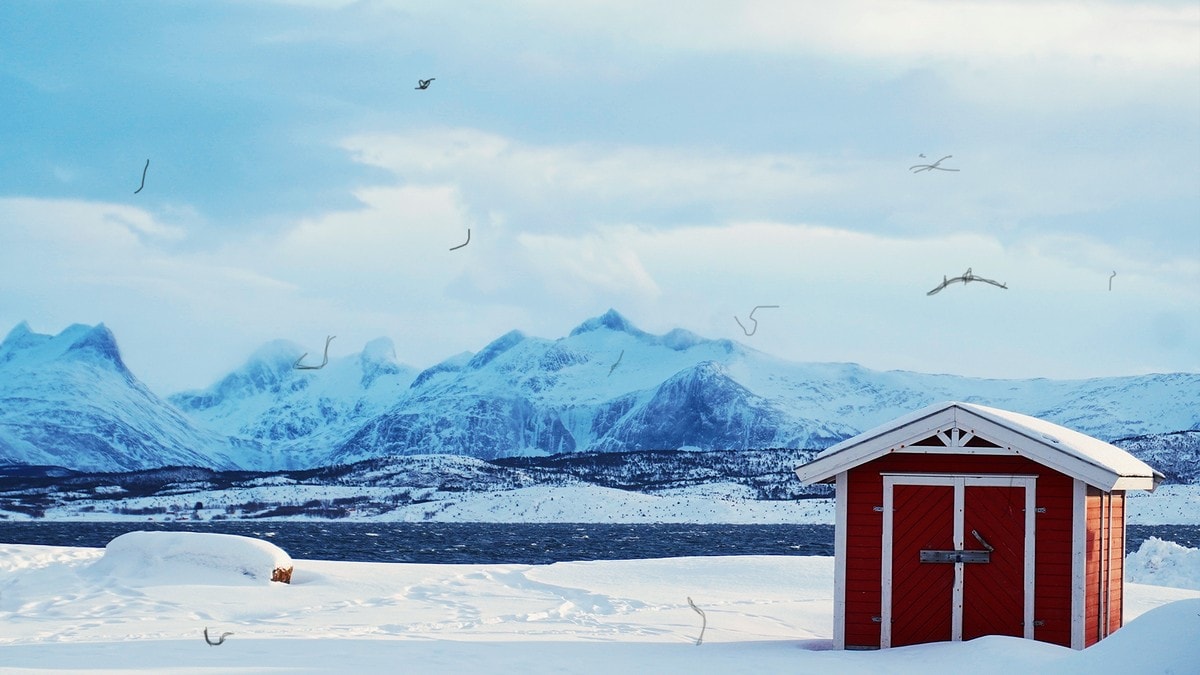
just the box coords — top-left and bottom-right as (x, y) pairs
(834, 471), (848, 650)
(881, 475), (896, 648)
(951, 479), (965, 642)
(1024, 480), (1037, 639)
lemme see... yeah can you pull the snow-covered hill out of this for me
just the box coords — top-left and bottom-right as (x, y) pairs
(0, 322), (262, 472)
(3, 442), (1195, 525)
(1112, 431), (1200, 484)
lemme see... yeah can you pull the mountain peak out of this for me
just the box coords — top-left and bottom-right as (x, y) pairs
(0, 321), (44, 364)
(466, 330), (527, 370)
(63, 323), (132, 374)
(410, 351), (474, 389)
(361, 337), (396, 364)
(659, 327), (707, 351)
(0, 322), (130, 375)
(245, 340), (305, 371)
(359, 337), (402, 388)
(2, 320), (33, 345)
(568, 309), (646, 338)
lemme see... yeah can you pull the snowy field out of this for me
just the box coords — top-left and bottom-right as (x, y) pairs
(1, 532), (1199, 674)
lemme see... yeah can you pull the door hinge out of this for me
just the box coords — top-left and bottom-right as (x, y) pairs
(871, 616), (882, 623)
(873, 506), (884, 512)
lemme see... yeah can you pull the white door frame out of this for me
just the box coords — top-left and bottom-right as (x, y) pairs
(881, 473), (1037, 648)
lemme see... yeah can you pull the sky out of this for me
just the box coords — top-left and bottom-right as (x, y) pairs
(1, 0), (1197, 395)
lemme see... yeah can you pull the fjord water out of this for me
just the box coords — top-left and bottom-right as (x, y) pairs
(0, 522), (1195, 564)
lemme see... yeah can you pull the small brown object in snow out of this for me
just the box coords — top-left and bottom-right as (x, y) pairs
(272, 566), (293, 584)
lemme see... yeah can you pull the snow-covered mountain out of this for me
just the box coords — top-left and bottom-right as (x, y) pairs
(331, 309), (1199, 464)
(329, 312), (851, 465)
(2, 311), (1198, 474)
(169, 337), (418, 469)
(0, 322), (261, 472)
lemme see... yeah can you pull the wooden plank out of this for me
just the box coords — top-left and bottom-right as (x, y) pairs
(890, 484), (955, 647)
(962, 485), (1026, 639)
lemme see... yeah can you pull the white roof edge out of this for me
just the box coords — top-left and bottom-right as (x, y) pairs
(1111, 476), (1159, 492)
(795, 404), (957, 484)
(811, 403), (952, 459)
(795, 401), (1163, 491)
(956, 402), (1163, 486)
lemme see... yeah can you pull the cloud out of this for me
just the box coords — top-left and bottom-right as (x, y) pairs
(340, 127), (1197, 257)
(489, 0), (1199, 70)
(342, 129), (841, 230)
(272, 184), (472, 278)
(323, 1), (1198, 114)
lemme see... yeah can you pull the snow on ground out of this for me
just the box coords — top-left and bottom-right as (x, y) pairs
(84, 531), (292, 586)
(24, 484), (839, 524)
(1, 534), (1198, 673)
(1126, 537), (1200, 591)
(355, 484), (838, 524)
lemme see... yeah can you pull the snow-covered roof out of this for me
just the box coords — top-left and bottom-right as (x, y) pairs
(795, 401), (1163, 492)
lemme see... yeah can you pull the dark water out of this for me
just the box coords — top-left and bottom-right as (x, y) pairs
(0, 522), (1194, 564)
(0, 522), (833, 564)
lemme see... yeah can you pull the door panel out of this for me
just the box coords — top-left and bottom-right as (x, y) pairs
(962, 486), (1026, 639)
(891, 484), (955, 647)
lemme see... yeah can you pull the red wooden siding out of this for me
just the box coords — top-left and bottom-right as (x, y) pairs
(1084, 489), (1125, 646)
(844, 464), (885, 648)
(890, 484), (955, 646)
(844, 452), (1076, 649)
(962, 486), (1025, 640)
(1108, 493), (1125, 637)
(1085, 491), (1101, 646)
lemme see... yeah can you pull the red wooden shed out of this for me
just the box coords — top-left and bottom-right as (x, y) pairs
(795, 401), (1162, 651)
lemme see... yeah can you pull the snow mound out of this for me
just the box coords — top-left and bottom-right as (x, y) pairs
(1072, 597), (1200, 672)
(85, 531), (293, 586)
(1126, 537), (1200, 590)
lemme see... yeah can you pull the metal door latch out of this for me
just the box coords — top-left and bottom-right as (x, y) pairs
(920, 529), (994, 563)
(920, 549), (990, 563)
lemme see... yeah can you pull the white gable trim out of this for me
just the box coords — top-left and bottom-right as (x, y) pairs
(796, 408), (957, 482)
(952, 413), (1125, 491)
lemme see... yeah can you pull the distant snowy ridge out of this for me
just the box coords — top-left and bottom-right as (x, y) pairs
(1111, 431), (1200, 483)
(1, 311), (1198, 473)
(4, 448), (1198, 525)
